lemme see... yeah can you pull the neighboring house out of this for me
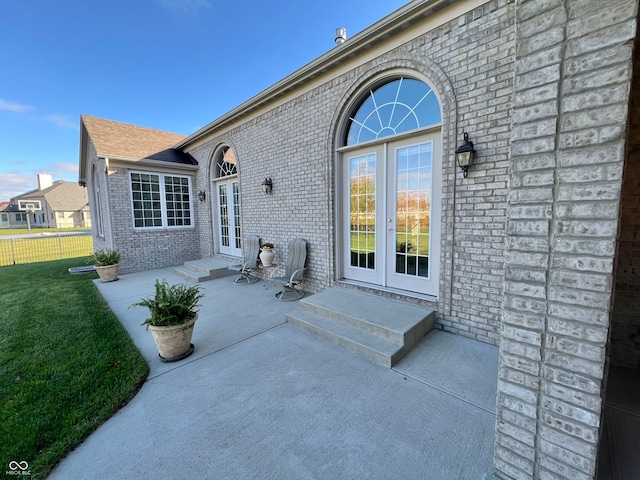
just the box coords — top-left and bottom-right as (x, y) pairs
(78, 1), (640, 479)
(0, 202), (9, 228)
(3, 174), (91, 229)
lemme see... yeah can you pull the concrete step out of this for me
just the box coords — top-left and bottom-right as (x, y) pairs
(287, 287), (435, 367)
(287, 309), (403, 367)
(174, 257), (238, 283)
(173, 265), (210, 282)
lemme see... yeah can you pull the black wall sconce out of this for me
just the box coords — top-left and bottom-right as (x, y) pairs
(197, 190), (206, 202)
(261, 178), (273, 195)
(455, 132), (476, 178)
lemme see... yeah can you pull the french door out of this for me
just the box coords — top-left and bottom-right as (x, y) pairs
(215, 178), (242, 257)
(342, 132), (441, 297)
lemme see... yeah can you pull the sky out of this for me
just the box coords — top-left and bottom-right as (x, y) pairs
(0, 0), (410, 202)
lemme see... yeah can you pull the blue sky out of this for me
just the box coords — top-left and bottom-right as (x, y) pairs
(0, 0), (410, 202)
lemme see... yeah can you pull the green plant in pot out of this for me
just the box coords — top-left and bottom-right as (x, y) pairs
(87, 248), (120, 282)
(131, 279), (204, 362)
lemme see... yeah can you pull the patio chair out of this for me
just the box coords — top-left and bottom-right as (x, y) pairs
(228, 235), (260, 285)
(270, 238), (307, 301)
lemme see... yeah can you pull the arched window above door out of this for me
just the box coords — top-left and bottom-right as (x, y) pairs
(215, 147), (237, 178)
(345, 77), (441, 146)
(211, 145), (242, 256)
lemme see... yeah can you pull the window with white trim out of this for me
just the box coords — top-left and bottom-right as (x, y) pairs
(130, 172), (193, 228)
(93, 164), (104, 236)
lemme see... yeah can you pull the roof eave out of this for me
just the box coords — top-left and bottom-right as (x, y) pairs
(78, 118), (89, 186)
(103, 155), (198, 170)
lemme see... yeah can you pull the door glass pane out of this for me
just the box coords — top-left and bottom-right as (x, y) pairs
(232, 182), (241, 249)
(218, 183), (230, 247)
(346, 77), (441, 146)
(395, 143), (432, 278)
(349, 153), (376, 269)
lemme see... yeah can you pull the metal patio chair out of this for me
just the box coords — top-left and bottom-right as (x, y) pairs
(228, 235), (260, 285)
(271, 238), (307, 301)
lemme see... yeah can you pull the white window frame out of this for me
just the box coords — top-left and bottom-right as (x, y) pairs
(93, 164), (104, 237)
(129, 171), (194, 230)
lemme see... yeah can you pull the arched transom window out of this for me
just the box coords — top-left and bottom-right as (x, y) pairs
(216, 147), (237, 178)
(345, 77), (441, 146)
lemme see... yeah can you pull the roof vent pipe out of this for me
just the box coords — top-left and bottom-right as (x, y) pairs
(335, 27), (347, 45)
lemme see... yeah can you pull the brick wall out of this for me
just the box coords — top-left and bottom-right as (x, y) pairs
(106, 166), (200, 274)
(611, 29), (640, 368)
(496, 0), (637, 478)
(188, 0), (515, 345)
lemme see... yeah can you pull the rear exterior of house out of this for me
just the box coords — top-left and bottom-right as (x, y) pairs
(80, 0), (640, 478)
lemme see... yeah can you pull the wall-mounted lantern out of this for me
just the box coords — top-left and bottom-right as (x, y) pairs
(261, 178), (273, 195)
(197, 190), (206, 202)
(455, 132), (476, 178)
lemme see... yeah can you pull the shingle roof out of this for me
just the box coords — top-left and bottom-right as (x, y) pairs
(6, 181), (89, 212)
(81, 115), (196, 165)
(42, 182), (90, 211)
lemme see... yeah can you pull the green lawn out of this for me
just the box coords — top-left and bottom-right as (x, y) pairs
(0, 234), (93, 266)
(0, 227), (90, 236)
(0, 258), (149, 478)
(350, 230), (430, 254)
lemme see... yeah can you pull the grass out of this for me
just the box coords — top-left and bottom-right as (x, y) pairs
(350, 230), (430, 254)
(0, 258), (149, 478)
(0, 234), (93, 266)
(0, 227), (89, 236)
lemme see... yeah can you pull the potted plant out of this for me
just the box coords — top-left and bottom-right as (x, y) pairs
(260, 242), (275, 266)
(87, 248), (120, 282)
(131, 279), (204, 362)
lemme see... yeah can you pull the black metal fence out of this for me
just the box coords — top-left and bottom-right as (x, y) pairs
(0, 232), (94, 266)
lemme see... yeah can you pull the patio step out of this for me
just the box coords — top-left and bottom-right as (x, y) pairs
(173, 257), (237, 283)
(286, 287), (435, 367)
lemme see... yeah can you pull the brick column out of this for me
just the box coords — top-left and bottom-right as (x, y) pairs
(496, 0), (637, 478)
(611, 31), (640, 368)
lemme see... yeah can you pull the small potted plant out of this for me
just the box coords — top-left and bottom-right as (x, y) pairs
(130, 280), (204, 362)
(259, 242), (275, 266)
(87, 248), (120, 282)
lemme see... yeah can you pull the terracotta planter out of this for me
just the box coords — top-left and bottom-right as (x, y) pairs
(148, 315), (197, 361)
(95, 264), (119, 282)
(260, 249), (275, 266)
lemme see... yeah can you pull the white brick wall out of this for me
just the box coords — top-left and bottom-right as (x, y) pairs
(496, 0), (637, 478)
(101, 166), (200, 274)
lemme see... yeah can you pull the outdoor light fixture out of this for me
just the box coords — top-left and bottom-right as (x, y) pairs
(261, 178), (273, 195)
(197, 190), (206, 202)
(455, 132), (476, 178)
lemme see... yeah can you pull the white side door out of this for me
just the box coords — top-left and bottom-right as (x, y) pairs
(215, 178), (242, 257)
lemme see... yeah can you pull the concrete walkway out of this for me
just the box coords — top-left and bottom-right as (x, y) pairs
(49, 267), (499, 479)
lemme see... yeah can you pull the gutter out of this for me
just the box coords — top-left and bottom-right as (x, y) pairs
(100, 155), (198, 170)
(175, 0), (459, 150)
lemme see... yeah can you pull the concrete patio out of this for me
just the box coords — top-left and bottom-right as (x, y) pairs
(49, 266), (499, 479)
